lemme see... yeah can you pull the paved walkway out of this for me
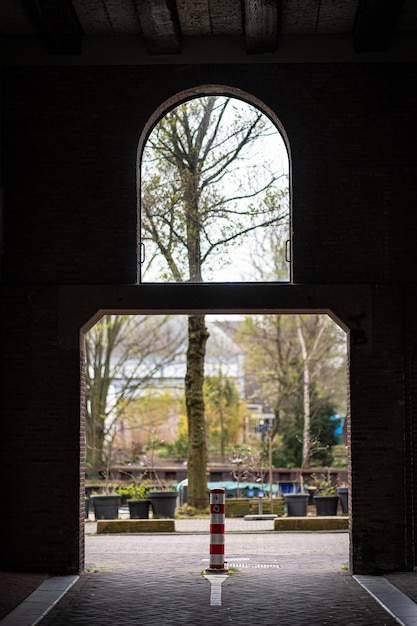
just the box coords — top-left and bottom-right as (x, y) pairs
(2, 519), (417, 625)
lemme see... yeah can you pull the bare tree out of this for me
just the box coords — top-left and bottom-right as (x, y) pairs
(84, 315), (185, 468)
(292, 313), (347, 467)
(237, 314), (300, 430)
(141, 96), (288, 507)
(236, 313), (346, 468)
(295, 314), (325, 467)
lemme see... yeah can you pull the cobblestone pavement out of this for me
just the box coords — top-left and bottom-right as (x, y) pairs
(38, 530), (403, 626)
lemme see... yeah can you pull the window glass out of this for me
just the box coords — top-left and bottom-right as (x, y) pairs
(140, 95), (290, 283)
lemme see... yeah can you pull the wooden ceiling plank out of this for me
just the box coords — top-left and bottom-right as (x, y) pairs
(317, 0), (357, 34)
(244, 0), (280, 53)
(208, 0), (242, 35)
(104, 0), (142, 35)
(354, 0), (405, 52)
(280, 0), (320, 35)
(21, 0), (82, 54)
(72, 0), (138, 36)
(134, 0), (181, 55)
(176, 0), (211, 35)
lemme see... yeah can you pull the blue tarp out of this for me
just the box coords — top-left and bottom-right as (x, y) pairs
(175, 479), (280, 497)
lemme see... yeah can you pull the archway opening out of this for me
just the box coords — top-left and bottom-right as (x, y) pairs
(82, 311), (348, 526)
(138, 88), (291, 284)
(81, 86), (348, 564)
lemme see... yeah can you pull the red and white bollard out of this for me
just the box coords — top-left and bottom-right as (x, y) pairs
(206, 487), (228, 574)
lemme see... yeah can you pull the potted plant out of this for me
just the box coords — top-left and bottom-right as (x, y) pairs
(141, 428), (179, 519)
(284, 471), (309, 516)
(284, 491), (309, 516)
(337, 485), (349, 514)
(148, 486), (179, 519)
(116, 482), (150, 519)
(90, 471), (122, 520)
(90, 491), (122, 520)
(311, 471), (339, 516)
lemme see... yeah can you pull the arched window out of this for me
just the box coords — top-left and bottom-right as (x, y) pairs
(138, 88), (291, 283)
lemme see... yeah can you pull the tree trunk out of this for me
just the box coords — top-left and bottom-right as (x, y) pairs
(86, 383), (107, 467)
(295, 315), (311, 468)
(86, 416), (105, 468)
(185, 314), (209, 508)
(301, 354), (311, 468)
(219, 399), (225, 463)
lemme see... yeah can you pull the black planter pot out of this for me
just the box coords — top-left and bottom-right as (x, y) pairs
(337, 487), (349, 514)
(284, 493), (309, 517)
(314, 495), (339, 516)
(148, 491), (179, 519)
(91, 495), (121, 520)
(84, 498), (90, 519)
(128, 499), (150, 519)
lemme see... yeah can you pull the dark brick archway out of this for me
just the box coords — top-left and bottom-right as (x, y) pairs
(2, 62), (416, 578)
(55, 281), (408, 574)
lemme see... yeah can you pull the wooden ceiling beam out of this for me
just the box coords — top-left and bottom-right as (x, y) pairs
(354, 0), (405, 53)
(243, 0), (280, 54)
(21, 0), (82, 54)
(134, 0), (181, 55)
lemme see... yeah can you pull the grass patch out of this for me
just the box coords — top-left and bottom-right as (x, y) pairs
(201, 566), (240, 576)
(85, 563), (107, 573)
(176, 504), (210, 518)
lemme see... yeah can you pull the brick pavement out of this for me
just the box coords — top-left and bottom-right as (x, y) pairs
(38, 530), (402, 626)
(3, 522), (417, 625)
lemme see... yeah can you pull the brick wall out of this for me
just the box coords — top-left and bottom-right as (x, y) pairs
(1, 63), (416, 574)
(0, 287), (82, 572)
(3, 65), (417, 286)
